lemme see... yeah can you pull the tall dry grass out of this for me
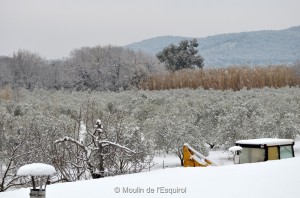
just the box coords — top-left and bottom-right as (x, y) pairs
(0, 85), (12, 101)
(139, 66), (300, 91)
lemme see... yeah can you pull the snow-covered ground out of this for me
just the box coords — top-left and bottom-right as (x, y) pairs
(152, 154), (181, 170)
(293, 136), (300, 155)
(2, 157), (300, 198)
(2, 137), (300, 198)
(151, 149), (233, 170)
(153, 136), (300, 169)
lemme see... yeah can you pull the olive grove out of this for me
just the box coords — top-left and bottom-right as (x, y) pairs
(1, 87), (300, 191)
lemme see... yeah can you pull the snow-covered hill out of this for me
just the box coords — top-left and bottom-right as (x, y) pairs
(126, 26), (300, 67)
(2, 157), (300, 198)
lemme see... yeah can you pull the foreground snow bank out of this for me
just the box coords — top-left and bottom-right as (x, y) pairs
(3, 157), (300, 198)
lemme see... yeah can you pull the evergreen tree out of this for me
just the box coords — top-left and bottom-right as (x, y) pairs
(156, 39), (204, 71)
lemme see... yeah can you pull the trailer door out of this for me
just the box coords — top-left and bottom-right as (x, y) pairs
(268, 146), (279, 160)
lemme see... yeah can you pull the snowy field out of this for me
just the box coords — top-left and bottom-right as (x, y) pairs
(152, 136), (300, 169)
(151, 149), (233, 170)
(2, 136), (300, 198)
(2, 157), (300, 198)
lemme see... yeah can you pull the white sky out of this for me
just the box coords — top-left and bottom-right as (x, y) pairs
(0, 0), (299, 59)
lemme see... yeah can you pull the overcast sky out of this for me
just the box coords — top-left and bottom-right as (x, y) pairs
(0, 0), (299, 59)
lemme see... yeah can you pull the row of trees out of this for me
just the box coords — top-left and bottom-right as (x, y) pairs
(0, 46), (162, 92)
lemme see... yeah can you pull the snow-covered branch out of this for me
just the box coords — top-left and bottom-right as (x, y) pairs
(100, 140), (136, 153)
(54, 136), (93, 158)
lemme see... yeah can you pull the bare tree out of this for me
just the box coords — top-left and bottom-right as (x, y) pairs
(67, 45), (158, 91)
(9, 50), (45, 90)
(0, 121), (37, 192)
(53, 118), (149, 181)
(0, 56), (12, 87)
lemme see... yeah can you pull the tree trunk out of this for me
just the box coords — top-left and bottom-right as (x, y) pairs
(98, 143), (104, 178)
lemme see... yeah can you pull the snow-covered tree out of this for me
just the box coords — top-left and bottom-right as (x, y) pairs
(79, 121), (87, 144)
(67, 45), (159, 91)
(0, 117), (41, 191)
(9, 50), (45, 90)
(54, 116), (152, 180)
(156, 39), (204, 71)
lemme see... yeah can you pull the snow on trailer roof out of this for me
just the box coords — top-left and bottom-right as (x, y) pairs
(236, 138), (294, 146)
(17, 163), (56, 176)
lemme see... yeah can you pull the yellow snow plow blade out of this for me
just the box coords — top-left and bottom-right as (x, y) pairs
(183, 143), (218, 167)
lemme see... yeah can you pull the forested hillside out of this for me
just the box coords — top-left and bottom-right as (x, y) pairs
(126, 26), (300, 67)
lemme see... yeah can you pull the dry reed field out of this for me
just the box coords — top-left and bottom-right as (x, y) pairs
(139, 66), (300, 91)
(0, 86), (12, 101)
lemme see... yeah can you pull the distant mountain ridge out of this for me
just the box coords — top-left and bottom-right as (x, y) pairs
(126, 26), (300, 67)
